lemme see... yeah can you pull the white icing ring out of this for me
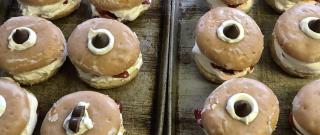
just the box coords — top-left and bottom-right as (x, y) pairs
(0, 95), (6, 117)
(217, 20), (245, 44)
(87, 28), (115, 55)
(300, 17), (320, 40)
(8, 27), (37, 51)
(226, 93), (259, 125)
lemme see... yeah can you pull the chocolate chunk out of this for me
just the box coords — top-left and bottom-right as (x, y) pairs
(308, 19), (320, 33)
(13, 29), (29, 44)
(92, 33), (110, 49)
(223, 24), (240, 39)
(71, 106), (85, 118)
(69, 117), (81, 133)
(234, 100), (252, 117)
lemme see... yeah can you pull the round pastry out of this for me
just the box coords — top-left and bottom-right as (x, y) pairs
(270, 3), (320, 77)
(194, 78), (279, 135)
(68, 18), (143, 89)
(0, 77), (38, 135)
(0, 16), (67, 85)
(290, 79), (320, 135)
(89, 0), (152, 21)
(18, 0), (81, 20)
(265, 0), (318, 13)
(41, 91), (125, 135)
(193, 7), (264, 83)
(206, 0), (254, 12)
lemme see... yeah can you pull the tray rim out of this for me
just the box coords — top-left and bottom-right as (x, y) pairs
(166, 0), (177, 134)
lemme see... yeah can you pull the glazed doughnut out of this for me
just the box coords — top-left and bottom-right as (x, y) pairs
(270, 3), (320, 77)
(193, 7), (264, 83)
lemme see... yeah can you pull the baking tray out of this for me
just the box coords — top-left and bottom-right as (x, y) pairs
(2, 0), (170, 134)
(167, 0), (319, 134)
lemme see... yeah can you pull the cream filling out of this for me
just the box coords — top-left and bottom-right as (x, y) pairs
(117, 114), (125, 135)
(226, 93), (259, 125)
(77, 53), (143, 85)
(63, 102), (94, 135)
(274, 0), (300, 12)
(19, 0), (79, 19)
(293, 115), (311, 135)
(271, 0), (317, 12)
(91, 0), (151, 21)
(12, 36), (67, 83)
(273, 35), (320, 74)
(206, 0), (253, 12)
(8, 27), (37, 51)
(192, 43), (252, 80)
(0, 95), (6, 117)
(13, 52), (66, 82)
(20, 92), (38, 135)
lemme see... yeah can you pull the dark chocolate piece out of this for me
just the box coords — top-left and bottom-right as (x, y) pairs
(71, 106), (85, 118)
(92, 33), (110, 49)
(308, 19), (320, 34)
(234, 100), (252, 117)
(223, 24), (240, 40)
(69, 117), (81, 133)
(12, 29), (29, 44)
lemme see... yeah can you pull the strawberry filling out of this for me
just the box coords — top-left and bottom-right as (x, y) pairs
(113, 71), (130, 78)
(210, 63), (253, 75)
(95, 0), (151, 19)
(194, 109), (203, 127)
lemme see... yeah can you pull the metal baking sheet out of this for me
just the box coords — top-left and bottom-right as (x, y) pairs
(2, 0), (170, 134)
(167, 0), (318, 134)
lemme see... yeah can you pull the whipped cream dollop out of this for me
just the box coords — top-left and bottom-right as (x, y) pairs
(88, 28), (115, 56)
(91, 0), (151, 21)
(0, 95), (6, 118)
(273, 34), (320, 74)
(20, 91), (38, 135)
(63, 102), (94, 135)
(192, 43), (252, 80)
(8, 27), (37, 51)
(117, 114), (125, 135)
(226, 93), (259, 125)
(77, 53), (143, 88)
(110, 1), (151, 21)
(274, 0), (300, 12)
(217, 20), (245, 44)
(19, 0), (80, 19)
(300, 17), (320, 40)
(12, 38), (67, 84)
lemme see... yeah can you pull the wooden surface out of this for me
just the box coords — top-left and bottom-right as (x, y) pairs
(170, 0), (319, 134)
(1, 0), (167, 134)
